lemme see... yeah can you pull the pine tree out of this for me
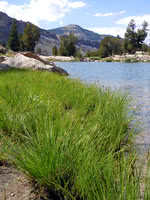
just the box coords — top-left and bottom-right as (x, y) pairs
(31, 25), (40, 50)
(59, 43), (68, 56)
(23, 24), (32, 51)
(52, 46), (58, 56)
(23, 24), (40, 52)
(18, 33), (24, 51)
(7, 20), (19, 51)
(59, 33), (77, 56)
(124, 19), (148, 53)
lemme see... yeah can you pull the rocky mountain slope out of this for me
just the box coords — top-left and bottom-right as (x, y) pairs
(0, 12), (57, 42)
(49, 24), (108, 43)
(0, 12), (111, 55)
(0, 12), (59, 55)
(48, 24), (111, 54)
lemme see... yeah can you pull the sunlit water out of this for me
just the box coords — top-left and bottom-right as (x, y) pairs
(56, 62), (150, 154)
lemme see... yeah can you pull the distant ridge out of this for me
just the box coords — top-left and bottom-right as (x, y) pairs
(0, 11), (57, 43)
(0, 12), (113, 55)
(49, 24), (108, 42)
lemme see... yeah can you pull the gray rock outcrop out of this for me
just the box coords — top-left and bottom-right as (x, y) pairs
(0, 56), (7, 63)
(0, 53), (69, 75)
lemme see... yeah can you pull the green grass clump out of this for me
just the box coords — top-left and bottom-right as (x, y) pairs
(0, 69), (149, 199)
(124, 58), (139, 63)
(102, 57), (114, 62)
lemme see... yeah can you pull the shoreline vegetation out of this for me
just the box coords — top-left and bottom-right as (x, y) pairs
(2, 49), (150, 64)
(44, 53), (150, 63)
(0, 69), (150, 199)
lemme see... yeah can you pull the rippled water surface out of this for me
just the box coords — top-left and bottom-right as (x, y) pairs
(56, 62), (150, 154)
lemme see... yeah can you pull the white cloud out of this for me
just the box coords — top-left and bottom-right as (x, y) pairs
(60, 21), (64, 25)
(94, 11), (126, 17)
(88, 25), (150, 44)
(88, 27), (126, 38)
(116, 14), (150, 26)
(68, 1), (86, 8)
(0, 0), (86, 27)
(88, 14), (150, 44)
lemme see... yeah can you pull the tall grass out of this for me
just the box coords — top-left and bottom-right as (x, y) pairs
(0, 69), (149, 199)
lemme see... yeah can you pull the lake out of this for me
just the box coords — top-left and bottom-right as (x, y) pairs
(56, 62), (150, 154)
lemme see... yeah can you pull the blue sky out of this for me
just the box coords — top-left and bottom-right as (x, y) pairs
(0, 0), (150, 39)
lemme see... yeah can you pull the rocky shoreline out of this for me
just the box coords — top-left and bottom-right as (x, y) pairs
(105, 54), (150, 63)
(37, 54), (150, 63)
(0, 52), (69, 76)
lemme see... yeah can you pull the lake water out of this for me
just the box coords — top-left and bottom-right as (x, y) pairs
(56, 62), (150, 154)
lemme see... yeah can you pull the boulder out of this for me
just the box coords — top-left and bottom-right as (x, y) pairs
(0, 56), (6, 63)
(37, 64), (69, 75)
(23, 52), (49, 64)
(1, 53), (69, 75)
(2, 54), (46, 69)
(39, 55), (75, 62)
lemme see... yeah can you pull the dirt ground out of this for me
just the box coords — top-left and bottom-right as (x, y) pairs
(0, 164), (35, 200)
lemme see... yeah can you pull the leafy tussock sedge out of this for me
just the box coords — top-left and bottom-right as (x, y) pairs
(0, 69), (149, 199)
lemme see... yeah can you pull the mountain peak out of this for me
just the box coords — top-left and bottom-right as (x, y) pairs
(64, 24), (82, 28)
(49, 24), (109, 42)
(0, 11), (112, 56)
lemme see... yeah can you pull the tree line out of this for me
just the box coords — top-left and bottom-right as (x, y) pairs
(87, 19), (149, 58)
(52, 19), (149, 58)
(52, 33), (82, 57)
(7, 20), (40, 52)
(6, 19), (149, 57)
